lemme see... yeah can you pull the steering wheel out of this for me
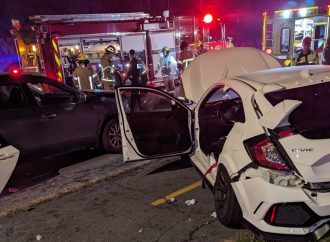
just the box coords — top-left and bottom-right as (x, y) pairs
(216, 100), (240, 127)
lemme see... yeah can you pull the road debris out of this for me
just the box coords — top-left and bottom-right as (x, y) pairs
(185, 199), (196, 206)
(211, 212), (217, 218)
(167, 197), (176, 204)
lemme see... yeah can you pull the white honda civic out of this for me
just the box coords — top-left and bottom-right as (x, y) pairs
(115, 47), (330, 241)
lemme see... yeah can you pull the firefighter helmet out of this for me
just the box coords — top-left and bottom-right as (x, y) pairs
(162, 46), (171, 52)
(105, 45), (116, 54)
(78, 53), (89, 61)
(303, 36), (312, 46)
(195, 40), (204, 47)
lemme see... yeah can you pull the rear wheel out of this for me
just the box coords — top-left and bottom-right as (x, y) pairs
(214, 165), (243, 228)
(102, 119), (121, 153)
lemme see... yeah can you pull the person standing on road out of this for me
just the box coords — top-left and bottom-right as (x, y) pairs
(73, 53), (100, 90)
(322, 38), (330, 65)
(155, 46), (177, 96)
(177, 41), (193, 100)
(123, 49), (148, 86)
(292, 37), (319, 66)
(100, 45), (116, 78)
(123, 49), (149, 111)
(100, 45), (123, 86)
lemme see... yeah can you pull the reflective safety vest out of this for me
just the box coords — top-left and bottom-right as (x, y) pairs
(292, 50), (319, 66)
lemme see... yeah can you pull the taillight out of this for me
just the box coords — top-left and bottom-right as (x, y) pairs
(276, 129), (294, 139)
(252, 138), (289, 171)
(245, 127), (296, 171)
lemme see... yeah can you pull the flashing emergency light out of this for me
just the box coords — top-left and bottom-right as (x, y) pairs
(8, 66), (23, 78)
(203, 13), (213, 24)
(283, 10), (291, 18)
(266, 48), (272, 54)
(32, 45), (37, 52)
(299, 8), (308, 17)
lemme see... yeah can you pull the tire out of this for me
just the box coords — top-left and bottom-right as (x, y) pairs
(101, 119), (121, 153)
(214, 165), (243, 229)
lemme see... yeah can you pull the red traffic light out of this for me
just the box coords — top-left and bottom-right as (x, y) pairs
(203, 13), (213, 24)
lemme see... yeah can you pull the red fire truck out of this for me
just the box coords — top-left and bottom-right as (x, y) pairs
(11, 12), (204, 88)
(262, 5), (330, 66)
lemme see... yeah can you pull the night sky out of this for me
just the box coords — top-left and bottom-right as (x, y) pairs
(0, 0), (329, 46)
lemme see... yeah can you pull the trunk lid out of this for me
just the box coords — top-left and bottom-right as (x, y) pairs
(265, 81), (330, 183)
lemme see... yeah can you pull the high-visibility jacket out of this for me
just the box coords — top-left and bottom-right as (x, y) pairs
(73, 65), (99, 90)
(156, 54), (177, 76)
(100, 54), (114, 80)
(292, 50), (319, 66)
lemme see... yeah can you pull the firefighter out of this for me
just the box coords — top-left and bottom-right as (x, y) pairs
(177, 41), (193, 100)
(195, 40), (207, 56)
(226, 37), (235, 48)
(100, 45), (116, 87)
(72, 53), (100, 90)
(178, 41), (194, 70)
(101, 45), (127, 89)
(155, 46), (178, 95)
(292, 37), (319, 66)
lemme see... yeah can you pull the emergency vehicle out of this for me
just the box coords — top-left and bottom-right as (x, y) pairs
(11, 12), (201, 88)
(262, 5), (330, 66)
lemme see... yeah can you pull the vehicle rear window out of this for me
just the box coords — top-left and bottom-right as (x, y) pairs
(265, 82), (330, 139)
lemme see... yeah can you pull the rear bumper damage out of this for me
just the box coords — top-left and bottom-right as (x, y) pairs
(232, 167), (330, 240)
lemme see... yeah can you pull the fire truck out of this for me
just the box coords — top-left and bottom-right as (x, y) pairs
(262, 5), (330, 66)
(11, 12), (204, 88)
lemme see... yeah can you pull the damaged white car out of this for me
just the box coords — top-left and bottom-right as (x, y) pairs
(0, 146), (19, 194)
(115, 47), (330, 240)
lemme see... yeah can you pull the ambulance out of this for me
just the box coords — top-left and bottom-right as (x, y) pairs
(262, 5), (330, 66)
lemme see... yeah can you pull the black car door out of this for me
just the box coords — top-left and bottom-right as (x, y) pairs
(0, 78), (42, 158)
(23, 76), (99, 154)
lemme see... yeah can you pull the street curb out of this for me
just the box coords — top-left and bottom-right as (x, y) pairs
(0, 156), (178, 219)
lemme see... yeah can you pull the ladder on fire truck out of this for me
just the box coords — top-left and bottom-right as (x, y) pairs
(29, 13), (152, 23)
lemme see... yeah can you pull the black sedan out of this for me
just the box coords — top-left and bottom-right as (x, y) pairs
(0, 72), (121, 163)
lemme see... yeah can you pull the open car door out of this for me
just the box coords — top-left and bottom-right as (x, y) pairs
(115, 87), (194, 162)
(0, 146), (19, 194)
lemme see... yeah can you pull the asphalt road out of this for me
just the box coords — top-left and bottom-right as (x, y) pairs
(0, 156), (239, 242)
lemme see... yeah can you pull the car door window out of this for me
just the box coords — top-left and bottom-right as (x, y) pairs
(119, 88), (192, 156)
(198, 86), (245, 156)
(27, 82), (76, 106)
(0, 84), (27, 109)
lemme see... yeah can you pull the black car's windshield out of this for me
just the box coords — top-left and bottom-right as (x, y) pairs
(265, 82), (330, 138)
(27, 83), (68, 95)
